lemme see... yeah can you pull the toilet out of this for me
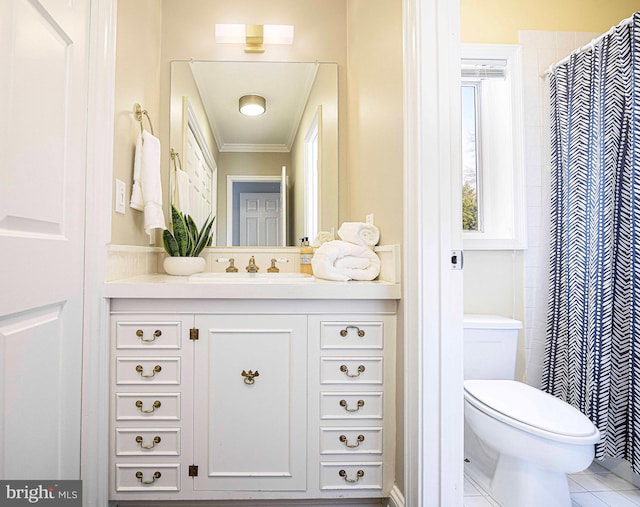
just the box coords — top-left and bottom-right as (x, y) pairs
(463, 314), (600, 507)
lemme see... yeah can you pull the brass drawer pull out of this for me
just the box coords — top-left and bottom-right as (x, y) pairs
(135, 400), (161, 413)
(340, 399), (364, 412)
(136, 364), (162, 378)
(136, 471), (161, 484)
(241, 370), (260, 385)
(340, 325), (365, 337)
(340, 364), (365, 377)
(135, 435), (161, 449)
(136, 329), (162, 342)
(339, 434), (365, 448)
(339, 469), (364, 483)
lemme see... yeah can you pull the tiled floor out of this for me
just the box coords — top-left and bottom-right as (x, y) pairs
(464, 461), (640, 506)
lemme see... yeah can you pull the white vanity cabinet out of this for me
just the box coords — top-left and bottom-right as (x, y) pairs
(109, 299), (396, 504)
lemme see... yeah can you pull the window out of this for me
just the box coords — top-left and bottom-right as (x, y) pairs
(460, 45), (526, 250)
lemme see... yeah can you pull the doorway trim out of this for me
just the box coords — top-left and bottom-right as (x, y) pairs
(226, 175), (285, 246)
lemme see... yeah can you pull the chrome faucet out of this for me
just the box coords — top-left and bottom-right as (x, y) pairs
(246, 256), (259, 273)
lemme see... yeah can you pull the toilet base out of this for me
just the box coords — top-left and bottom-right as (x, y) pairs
(491, 454), (571, 507)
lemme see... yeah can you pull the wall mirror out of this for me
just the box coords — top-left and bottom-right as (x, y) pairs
(169, 60), (339, 247)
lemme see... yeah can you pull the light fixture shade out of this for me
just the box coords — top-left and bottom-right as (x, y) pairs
(239, 94), (266, 116)
(215, 24), (294, 53)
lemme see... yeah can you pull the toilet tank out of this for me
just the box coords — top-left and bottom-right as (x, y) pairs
(463, 314), (523, 380)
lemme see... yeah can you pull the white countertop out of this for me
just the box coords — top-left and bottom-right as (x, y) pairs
(104, 274), (401, 300)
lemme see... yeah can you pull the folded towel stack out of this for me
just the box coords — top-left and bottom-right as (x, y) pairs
(312, 222), (381, 281)
(337, 222), (380, 247)
(311, 230), (335, 248)
(130, 129), (166, 236)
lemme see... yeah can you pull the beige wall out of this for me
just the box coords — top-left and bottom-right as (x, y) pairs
(461, 0), (640, 44)
(111, 0), (162, 245)
(346, 0), (404, 246)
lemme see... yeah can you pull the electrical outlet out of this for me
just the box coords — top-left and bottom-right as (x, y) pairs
(115, 179), (126, 214)
(365, 213), (375, 225)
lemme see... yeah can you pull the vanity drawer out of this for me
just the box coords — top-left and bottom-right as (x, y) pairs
(116, 357), (181, 385)
(319, 462), (383, 490)
(115, 321), (182, 350)
(115, 393), (180, 421)
(115, 463), (180, 492)
(115, 428), (180, 456)
(320, 427), (383, 455)
(320, 357), (383, 385)
(320, 392), (383, 419)
(320, 321), (384, 350)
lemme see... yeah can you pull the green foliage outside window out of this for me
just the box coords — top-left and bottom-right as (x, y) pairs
(462, 182), (478, 231)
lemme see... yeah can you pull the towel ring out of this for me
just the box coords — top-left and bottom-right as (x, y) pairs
(134, 103), (155, 136)
(170, 149), (183, 171)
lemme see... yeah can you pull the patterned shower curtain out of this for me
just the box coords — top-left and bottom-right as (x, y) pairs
(542, 13), (640, 473)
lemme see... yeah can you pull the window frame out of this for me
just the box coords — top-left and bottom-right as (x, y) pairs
(460, 44), (527, 250)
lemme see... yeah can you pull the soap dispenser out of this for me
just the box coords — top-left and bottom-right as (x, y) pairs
(300, 237), (313, 275)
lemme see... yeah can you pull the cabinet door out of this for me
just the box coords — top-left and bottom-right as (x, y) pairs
(193, 315), (307, 491)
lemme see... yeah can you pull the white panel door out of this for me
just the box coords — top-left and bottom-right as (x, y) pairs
(239, 193), (281, 246)
(193, 315), (307, 492)
(185, 126), (214, 227)
(0, 0), (89, 479)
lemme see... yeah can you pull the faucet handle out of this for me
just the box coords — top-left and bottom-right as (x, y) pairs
(216, 257), (238, 272)
(268, 258), (289, 273)
(268, 259), (279, 273)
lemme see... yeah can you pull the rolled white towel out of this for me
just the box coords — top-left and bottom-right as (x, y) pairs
(338, 222), (380, 247)
(312, 240), (381, 282)
(311, 230), (335, 248)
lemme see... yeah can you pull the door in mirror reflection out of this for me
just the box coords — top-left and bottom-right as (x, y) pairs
(239, 193), (281, 246)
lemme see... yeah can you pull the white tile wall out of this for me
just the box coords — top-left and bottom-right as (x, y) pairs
(518, 30), (600, 388)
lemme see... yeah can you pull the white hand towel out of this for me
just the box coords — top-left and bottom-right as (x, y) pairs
(338, 222), (380, 247)
(130, 129), (166, 235)
(130, 133), (144, 211)
(174, 168), (191, 216)
(311, 240), (381, 281)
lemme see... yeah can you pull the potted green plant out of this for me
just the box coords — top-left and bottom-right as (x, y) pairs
(162, 205), (215, 275)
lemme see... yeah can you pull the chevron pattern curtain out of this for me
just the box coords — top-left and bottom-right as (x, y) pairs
(542, 13), (640, 472)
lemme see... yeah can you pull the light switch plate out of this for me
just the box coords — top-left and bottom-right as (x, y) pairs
(365, 213), (375, 225)
(115, 179), (126, 214)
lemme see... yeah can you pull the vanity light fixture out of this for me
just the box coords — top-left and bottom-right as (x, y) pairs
(239, 94), (266, 116)
(215, 24), (294, 53)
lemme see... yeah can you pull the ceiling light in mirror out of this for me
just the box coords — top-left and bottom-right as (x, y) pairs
(239, 94), (266, 116)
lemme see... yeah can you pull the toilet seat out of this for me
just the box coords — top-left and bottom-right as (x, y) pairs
(464, 380), (600, 445)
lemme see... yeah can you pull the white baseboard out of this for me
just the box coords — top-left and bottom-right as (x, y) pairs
(386, 485), (405, 507)
(112, 491), (406, 507)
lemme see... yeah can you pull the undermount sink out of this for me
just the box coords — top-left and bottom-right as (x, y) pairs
(189, 272), (315, 283)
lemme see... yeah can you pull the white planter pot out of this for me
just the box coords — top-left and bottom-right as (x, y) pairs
(163, 256), (206, 276)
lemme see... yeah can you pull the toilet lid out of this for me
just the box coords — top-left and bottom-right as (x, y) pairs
(464, 380), (600, 442)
